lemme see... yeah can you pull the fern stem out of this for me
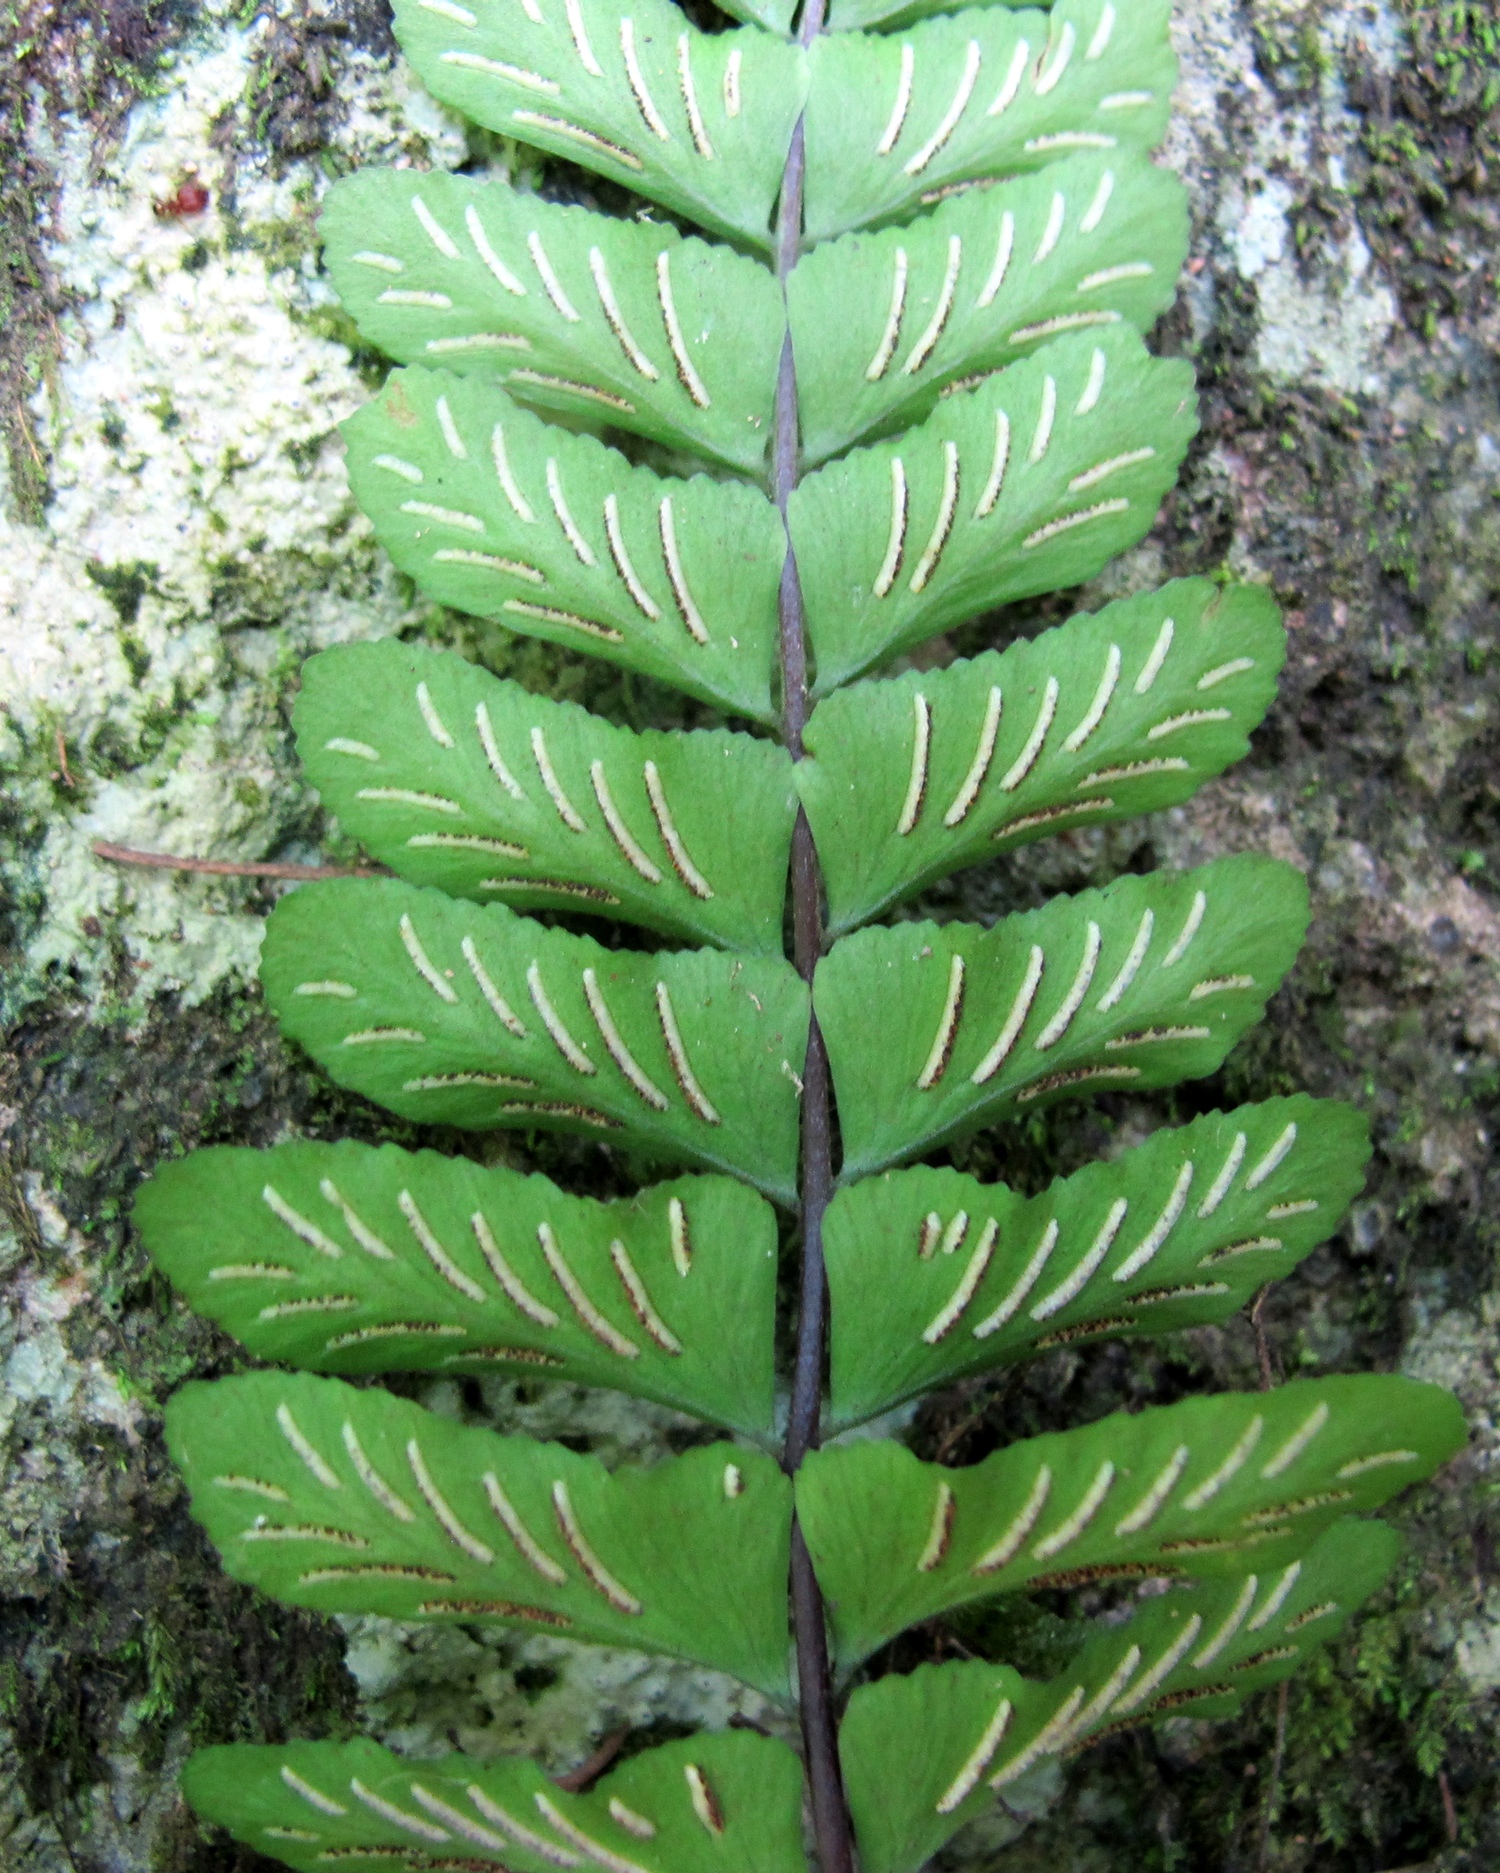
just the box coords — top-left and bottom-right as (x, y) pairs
(779, 0), (833, 1471)
(775, 9), (854, 1873)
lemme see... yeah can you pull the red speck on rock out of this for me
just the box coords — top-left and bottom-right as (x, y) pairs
(155, 179), (210, 218)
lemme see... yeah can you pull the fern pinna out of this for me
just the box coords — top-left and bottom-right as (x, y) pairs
(133, 0), (1463, 1867)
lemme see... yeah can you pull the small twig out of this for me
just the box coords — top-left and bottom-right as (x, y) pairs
(53, 728), (76, 788)
(932, 1382), (1003, 1465)
(1250, 1284), (1276, 1391)
(553, 1727), (629, 1793)
(1438, 1768), (1458, 1842)
(93, 840), (387, 882)
(930, 1623), (977, 1663)
(18, 405), (45, 472)
(1256, 1680), (1290, 1871)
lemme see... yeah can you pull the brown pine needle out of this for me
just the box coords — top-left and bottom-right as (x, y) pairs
(92, 840), (388, 882)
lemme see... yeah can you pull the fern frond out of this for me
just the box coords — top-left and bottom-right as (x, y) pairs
(793, 331), (1198, 699)
(799, 579), (1283, 928)
(298, 642), (795, 948)
(342, 371), (788, 719)
(796, 1374), (1464, 1670)
(825, 1096), (1370, 1428)
(389, 0), (806, 250)
(819, 854), (1310, 1181)
(261, 879), (808, 1205)
(838, 1519), (1402, 1873)
(324, 170), (784, 474)
(137, 1143), (779, 1438)
(146, 0), (1460, 1858)
(791, 150), (1187, 466)
(169, 1370), (794, 1696)
(805, 0), (1176, 241)
(184, 1730), (809, 1873)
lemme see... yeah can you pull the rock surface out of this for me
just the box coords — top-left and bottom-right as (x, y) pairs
(2, 0), (1497, 1868)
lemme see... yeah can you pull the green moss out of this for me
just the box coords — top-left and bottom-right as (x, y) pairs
(285, 298), (403, 389)
(1350, 0), (1500, 324)
(85, 559), (161, 627)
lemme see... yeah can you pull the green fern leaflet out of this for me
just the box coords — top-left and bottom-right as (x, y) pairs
(132, 1), (1465, 1868)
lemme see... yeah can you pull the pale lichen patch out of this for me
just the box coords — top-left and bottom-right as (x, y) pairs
(1, 22), (472, 1018)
